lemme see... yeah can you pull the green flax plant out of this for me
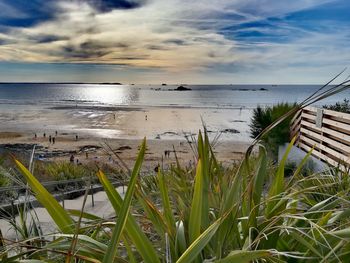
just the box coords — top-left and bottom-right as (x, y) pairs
(2, 133), (350, 262)
(2, 73), (350, 262)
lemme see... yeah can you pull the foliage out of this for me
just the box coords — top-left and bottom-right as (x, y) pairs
(45, 162), (93, 181)
(1, 132), (350, 262)
(0, 170), (9, 187)
(323, 98), (350, 113)
(249, 103), (296, 157)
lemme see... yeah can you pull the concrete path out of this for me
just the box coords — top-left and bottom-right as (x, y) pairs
(0, 186), (126, 240)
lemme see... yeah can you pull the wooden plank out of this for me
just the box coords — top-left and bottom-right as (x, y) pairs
(290, 110), (302, 125)
(291, 124), (300, 137)
(323, 108), (350, 122)
(299, 143), (346, 171)
(300, 135), (350, 163)
(300, 127), (350, 153)
(322, 117), (350, 134)
(301, 112), (316, 122)
(291, 114), (302, 132)
(304, 106), (317, 112)
(300, 121), (350, 144)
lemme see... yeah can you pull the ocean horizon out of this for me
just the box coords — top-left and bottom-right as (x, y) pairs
(0, 83), (348, 109)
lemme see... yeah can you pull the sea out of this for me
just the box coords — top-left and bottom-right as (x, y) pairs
(0, 83), (349, 141)
(0, 83), (348, 108)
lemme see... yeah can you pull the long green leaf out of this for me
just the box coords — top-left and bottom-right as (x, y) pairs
(175, 221), (187, 256)
(67, 209), (102, 221)
(176, 215), (224, 263)
(158, 169), (176, 235)
(19, 260), (47, 263)
(201, 130), (210, 229)
(103, 138), (148, 262)
(266, 136), (296, 218)
(96, 170), (160, 263)
(189, 159), (203, 244)
(331, 227), (350, 239)
(252, 145), (267, 208)
(248, 145), (267, 231)
(215, 250), (271, 263)
(14, 159), (74, 234)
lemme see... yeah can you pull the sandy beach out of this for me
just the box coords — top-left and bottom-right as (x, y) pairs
(0, 104), (252, 171)
(0, 130), (250, 171)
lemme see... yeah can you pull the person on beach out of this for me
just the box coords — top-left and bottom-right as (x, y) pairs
(55, 131), (58, 136)
(154, 164), (159, 172)
(76, 135), (79, 141)
(49, 135), (52, 144)
(52, 137), (55, 144)
(43, 133), (46, 138)
(34, 133), (37, 139)
(70, 154), (74, 163)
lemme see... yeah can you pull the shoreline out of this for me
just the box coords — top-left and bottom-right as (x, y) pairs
(0, 130), (250, 172)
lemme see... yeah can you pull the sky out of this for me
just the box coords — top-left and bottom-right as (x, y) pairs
(0, 0), (349, 84)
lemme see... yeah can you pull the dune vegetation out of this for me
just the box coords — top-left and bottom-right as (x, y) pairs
(323, 98), (350, 113)
(0, 130), (349, 262)
(249, 103), (296, 158)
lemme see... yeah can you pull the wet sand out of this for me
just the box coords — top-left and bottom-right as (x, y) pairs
(0, 104), (252, 140)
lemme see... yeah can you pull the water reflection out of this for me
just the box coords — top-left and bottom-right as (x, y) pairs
(76, 85), (139, 105)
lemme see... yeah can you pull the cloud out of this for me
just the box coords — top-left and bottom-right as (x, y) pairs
(0, 0), (56, 28)
(86, 0), (145, 12)
(0, 0), (348, 83)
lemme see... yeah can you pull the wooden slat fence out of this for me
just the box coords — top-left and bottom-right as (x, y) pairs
(290, 106), (350, 170)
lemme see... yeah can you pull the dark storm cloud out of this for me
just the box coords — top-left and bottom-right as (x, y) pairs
(62, 44), (110, 59)
(59, 40), (132, 60)
(112, 56), (149, 60)
(86, 0), (145, 12)
(35, 35), (69, 43)
(163, 39), (187, 46)
(0, 0), (146, 29)
(146, 44), (170, 51)
(0, 0), (56, 28)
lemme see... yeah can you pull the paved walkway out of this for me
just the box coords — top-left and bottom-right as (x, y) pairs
(0, 186), (126, 240)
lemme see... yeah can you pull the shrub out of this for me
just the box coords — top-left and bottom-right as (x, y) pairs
(250, 103), (296, 157)
(323, 98), (350, 113)
(45, 162), (92, 181)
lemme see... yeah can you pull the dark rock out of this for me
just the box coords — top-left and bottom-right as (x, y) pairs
(117, 145), (132, 151)
(230, 120), (246, 123)
(0, 143), (44, 151)
(161, 131), (178, 136)
(79, 145), (102, 153)
(175, 85), (191, 91)
(221, 129), (240, 134)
